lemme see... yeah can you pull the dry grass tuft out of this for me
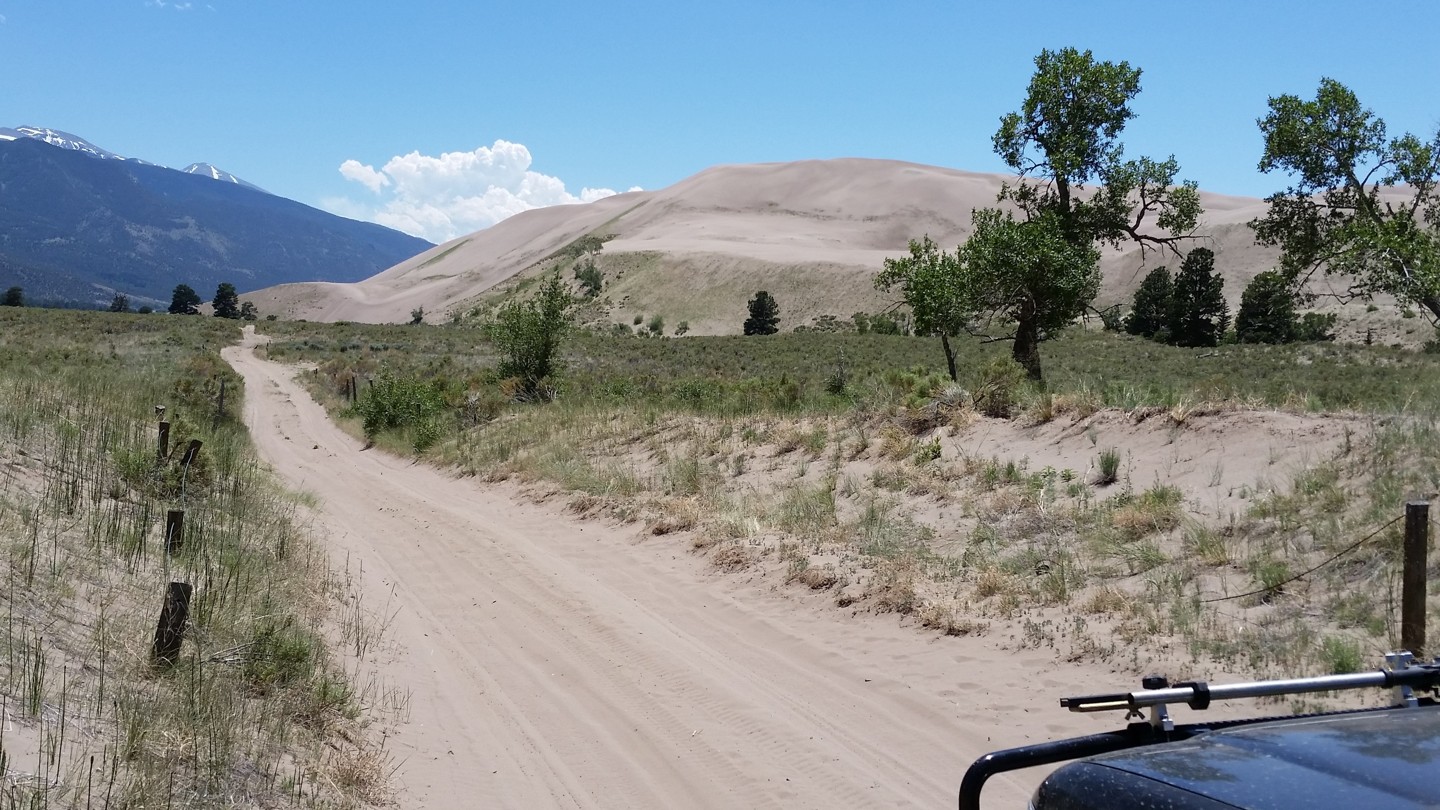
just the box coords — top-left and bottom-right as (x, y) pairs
(795, 565), (839, 590)
(710, 542), (753, 570)
(918, 603), (989, 636)
(867, 562), (919, 614)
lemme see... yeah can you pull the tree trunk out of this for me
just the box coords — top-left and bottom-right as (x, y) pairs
(940, 333), (959, 382)
(1421, 293), (1440, 325)
(1012, 315), (1043, 382)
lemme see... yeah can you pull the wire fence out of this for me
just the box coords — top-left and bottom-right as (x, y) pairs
(1200, 514), (1406, 605)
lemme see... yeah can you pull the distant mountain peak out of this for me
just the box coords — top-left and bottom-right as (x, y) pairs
(182, 162), (268, 194)
(0, 125), (138, 162)
(0, 125), (266, 191)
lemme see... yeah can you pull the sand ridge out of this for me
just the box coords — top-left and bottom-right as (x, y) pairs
(246, 158), (1289, 329)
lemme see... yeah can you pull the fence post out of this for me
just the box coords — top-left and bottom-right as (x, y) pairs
(157, 420), (170, 460)
(1402, 501), (1430, 658)
(164, 510), (185, 554)
(151, 582), (193, 665)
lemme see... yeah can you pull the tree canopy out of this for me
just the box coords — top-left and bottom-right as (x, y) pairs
(942, 46), (1203, 380)
(1235, 271), (1298, 344)
(486, 272), (574, 401)
(213, 283), (241, 319)
(1166, 247), (1228, 347)
(875, 236), (968, 379)
(743, 291), (780, 336)
(1125, 266), (1173, 339)
(954, 209), (1100, 379)
(168, 284), (201, 315)
(2, 286), (22, 307)
(1252, 77), (1440, 322)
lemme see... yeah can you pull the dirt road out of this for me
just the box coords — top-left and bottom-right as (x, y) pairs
(223, 331), (1108, 809)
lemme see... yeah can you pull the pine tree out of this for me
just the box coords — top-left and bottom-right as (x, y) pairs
(743, 291), (780, 335)
(1167, 248), (1228, 347)
(1235, 271), (1298, 344)
(168, 284), (201, 315)
(1, 286), (23, 307)
(213, 283), (241, 319)
(1125, 266), (1173, 339)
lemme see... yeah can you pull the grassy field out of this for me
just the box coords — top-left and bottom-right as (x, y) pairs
(259, 317), (1440, 692)
(263, 319), (1440, 415)
(0, 309), (391, 808)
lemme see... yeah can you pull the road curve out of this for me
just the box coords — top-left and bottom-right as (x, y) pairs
(223, 328), (1096, 809)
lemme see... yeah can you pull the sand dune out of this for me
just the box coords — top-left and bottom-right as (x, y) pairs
(248, 158), (1283, 329)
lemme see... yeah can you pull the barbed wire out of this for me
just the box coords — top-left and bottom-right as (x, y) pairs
(1200, 514), (1406, 604)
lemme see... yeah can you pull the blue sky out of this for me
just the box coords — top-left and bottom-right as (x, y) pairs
(5, 1), (1439, 243)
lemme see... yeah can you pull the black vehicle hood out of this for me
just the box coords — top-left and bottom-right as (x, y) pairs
(1061, 706), (1440, 809)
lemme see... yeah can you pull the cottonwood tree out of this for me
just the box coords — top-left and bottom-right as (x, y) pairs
(1125, 266), (1173, 339)
(743, 291), (780, 335)
(486, 272), (574, 400)
(1166, 247), (1228, 347)
(1253, 77), (1440, 322)
(957, 209), (1099, 375)
(875, 236), (968, 380)
(983, 47), (1202, 379)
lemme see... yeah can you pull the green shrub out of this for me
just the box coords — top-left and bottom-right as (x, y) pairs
(355, 369), (447, 442)
(973, 357), (1027, 418)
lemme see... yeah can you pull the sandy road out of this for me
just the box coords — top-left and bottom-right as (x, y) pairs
(223, 330), (1108, 809)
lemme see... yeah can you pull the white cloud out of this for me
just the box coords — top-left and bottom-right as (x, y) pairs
(339, 159), (389, 193)
(330, 140), (637, 243)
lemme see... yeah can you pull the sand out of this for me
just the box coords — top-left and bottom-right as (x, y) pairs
(245, 158), (1297, 331)
(221, 327), (1140, 808)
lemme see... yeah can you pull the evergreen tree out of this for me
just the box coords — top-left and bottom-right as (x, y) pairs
(743, 291), (780, 335)
(108, 293), (130, 313)
(1125, 266), (1173, 338)
(240, 301), (259, 321)
(1, 286), (22, 307)
(1296, 312), (1337, 342)
(168, 284), (201, 315)
(1167, 247), (1228, 347)
(1235, 271), (1298, 344)
(213, 283), (241, 319)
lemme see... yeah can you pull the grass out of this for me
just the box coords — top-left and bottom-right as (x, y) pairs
(0, 308), (391, 808)
(255, 315), (1440, 686)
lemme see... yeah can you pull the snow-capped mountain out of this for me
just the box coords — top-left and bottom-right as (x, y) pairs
(0, 125), (267, 191)
(0, 125), (153, 164)
(183, 162), (268, 194)
(0, 133), (433, 307)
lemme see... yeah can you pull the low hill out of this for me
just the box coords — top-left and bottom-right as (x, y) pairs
(0, 136), (433, 307)
(246, 158), (1389, 336)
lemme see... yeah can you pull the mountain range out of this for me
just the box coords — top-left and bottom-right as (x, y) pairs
(0, 126), (432, 307)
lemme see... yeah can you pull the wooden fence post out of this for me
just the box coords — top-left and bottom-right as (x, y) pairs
(1402, 500), (1430, 658)
(164, 510), (185, 554)
(151, 582), (193, 665)
(157, 420), (170, 460)
(180, 439), (203, 468)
